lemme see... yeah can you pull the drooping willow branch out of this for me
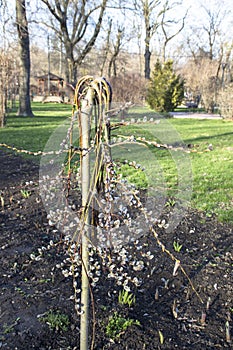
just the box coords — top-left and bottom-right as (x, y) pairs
(73, 76), (112, 350)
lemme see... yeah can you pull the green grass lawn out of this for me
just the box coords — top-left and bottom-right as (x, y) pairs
(118, 107), (233, 222)
(1, 103), (232, 223)
(1, 103), (71, 155)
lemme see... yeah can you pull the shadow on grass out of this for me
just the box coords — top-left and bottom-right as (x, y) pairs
(5, 115), (70, 128)
(184, 131), (233, 144)
(32, 102), (72, 112)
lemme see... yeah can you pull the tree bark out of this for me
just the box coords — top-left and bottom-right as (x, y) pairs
(16, 0), (34, 117)
(0, 54), (7, 127)
(139, 0), (160, 79)
(143, 0), (152, 79)
(0, 90), (7, 127)
(144, 42), (151, 80)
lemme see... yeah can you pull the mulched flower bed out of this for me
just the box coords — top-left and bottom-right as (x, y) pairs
(0, 150), (232, 349)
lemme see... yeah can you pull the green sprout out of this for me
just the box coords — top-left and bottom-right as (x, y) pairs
(165, 198), (176, 207)
(118, 289), (136, 307)
(158, 330), (164, 344)
(20, 189), (31, 198)
(173, 241), (182, 252)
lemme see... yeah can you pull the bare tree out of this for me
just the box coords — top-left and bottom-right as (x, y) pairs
(40, 0), (108, 84)
(135, 0), (161, 79)
(185, 2), (227, 62)
(218, 82), (233, 119)
(100, 18), (112, 76)
(108, 26), (125, 78)
(109, 72), (147, 103)
(160, 0), (187, 62)
(16, 0), (34, 117)
(201, 4), (224, 61)
(180, 2), (232, 112)
(181, 54), (221, 112)
(134, 0), (186, 78)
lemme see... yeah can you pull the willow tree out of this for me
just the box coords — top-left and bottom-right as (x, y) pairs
(16, 0), (34, 117)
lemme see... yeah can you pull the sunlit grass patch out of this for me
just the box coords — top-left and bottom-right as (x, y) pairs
(1, 104), (232, 223)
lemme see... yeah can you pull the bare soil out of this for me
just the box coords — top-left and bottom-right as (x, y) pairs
(0, 150), (232, 350)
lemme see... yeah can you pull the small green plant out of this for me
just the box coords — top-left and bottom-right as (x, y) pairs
(3, 317), (20, 334)
(165, 198), (176, 207)
(20, 189), (31, 198)
(158, 330), (164, 344)
(106, 312), (140, 339)
(40, 310), (70, 332)
(118, 289), (136, 307)
(173, 241), (182, 252)
(100, 305), (108, 311)
(38, 278), (51, 284)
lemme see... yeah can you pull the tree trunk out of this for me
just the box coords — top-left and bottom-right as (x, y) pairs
(16, 0), (34, 117)
(143, 0), (152, 80)
(144, 45), (151, 79)
(65, 57), (78, 85)
(0, 55), (7, 127)
(0, 90), (7, 127)
(79, 87), (93, 350)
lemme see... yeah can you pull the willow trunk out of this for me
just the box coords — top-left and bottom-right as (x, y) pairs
(79, 88), (94, 350)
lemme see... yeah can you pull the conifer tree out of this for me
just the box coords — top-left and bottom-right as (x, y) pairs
(146, 59), (184, 112)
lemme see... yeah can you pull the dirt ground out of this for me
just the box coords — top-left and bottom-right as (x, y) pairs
(0, 149), (232, 350)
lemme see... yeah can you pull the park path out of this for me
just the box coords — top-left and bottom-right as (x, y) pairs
(170, 112), (222, 119)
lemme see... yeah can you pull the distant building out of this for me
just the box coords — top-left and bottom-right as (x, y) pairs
(35, 72), (64, 96)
